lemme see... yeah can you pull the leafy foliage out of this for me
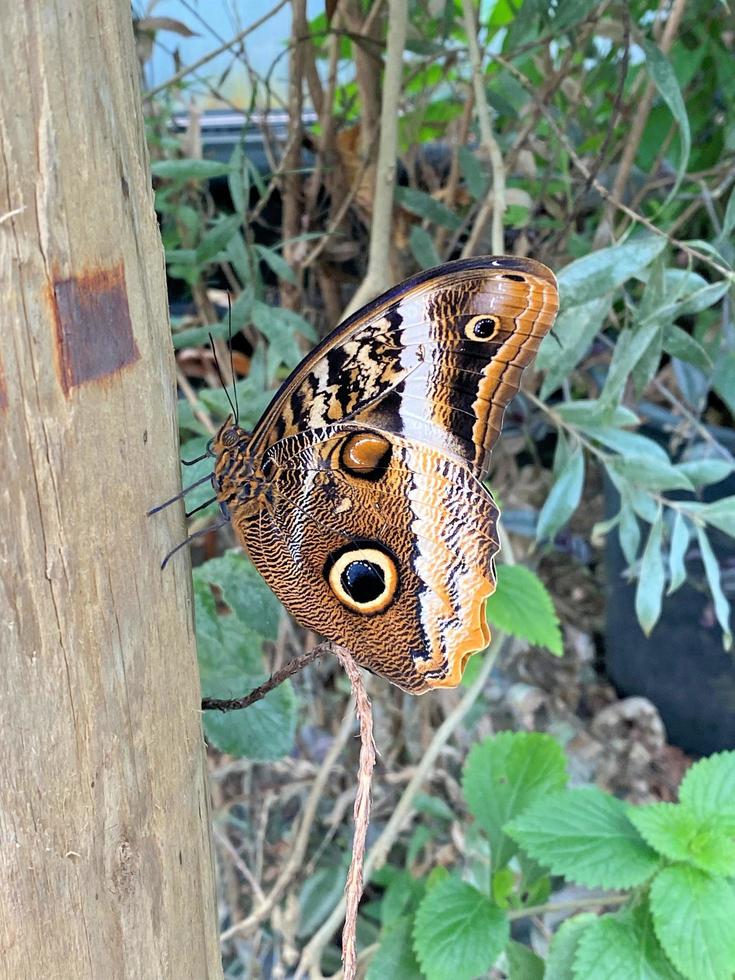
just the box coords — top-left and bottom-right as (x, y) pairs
(485, 565), (563, 655)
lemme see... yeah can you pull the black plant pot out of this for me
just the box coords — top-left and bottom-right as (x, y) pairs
(604, 421), (735, 756)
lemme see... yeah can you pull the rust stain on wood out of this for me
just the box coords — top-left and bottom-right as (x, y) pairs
(51, 263), (140, 394)
(0, 359), (7, 411)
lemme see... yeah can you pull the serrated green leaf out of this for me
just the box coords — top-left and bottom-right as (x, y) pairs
(507, 787), (660, 889)
(462, 732), (567, 870)
(608, 456), (694, 491)
(636, 515), (665, 635)
(367, 917), (423, 980)
(538, 296), (611, 398)
(696, 526), (732, 648)
(664, 326), (713, 372)
(196, 549), (282, 640)
(557, 237), (667, 307)
(506, 940), (544, 980)
(536, 447), (585, 542)
(667, 512), (690, 594)
(485, 565), (563, 655)
(546, 914), (597, 980)
(409, 225), (440, 269)
(151, 158), (234, 180)
(628, 802), (735, 875)
(380, 871), (425, 926)
(679, 752), (735, 820)
(650, 866), (735, 980)
(642, 41), (691, 204)
(413, 878), (509, 980)
(573, 905), (682, 980)
(194, 577), (297, 760)
(394, 186), (461, 229)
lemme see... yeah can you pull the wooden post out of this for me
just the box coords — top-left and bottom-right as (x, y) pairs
(0, 3), (222, 977)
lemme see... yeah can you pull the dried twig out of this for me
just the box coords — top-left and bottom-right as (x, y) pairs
(460, 0), (506, 256)
(202, 643), (329, 712)
(331, 647), (376, 980)
(341, 0), (408, 318)
(296, 636), (509, 977)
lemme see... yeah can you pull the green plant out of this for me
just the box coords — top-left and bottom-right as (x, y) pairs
(366, 732), (735, 980)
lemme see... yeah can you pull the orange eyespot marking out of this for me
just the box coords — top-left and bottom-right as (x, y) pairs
(340, 432), (392, 478)
(464, 315), (500, 342)
(326, 544), (399, 615)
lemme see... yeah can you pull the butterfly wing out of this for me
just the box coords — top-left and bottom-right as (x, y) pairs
(248, 255), (558, 480)
(234, 424), (499, 693)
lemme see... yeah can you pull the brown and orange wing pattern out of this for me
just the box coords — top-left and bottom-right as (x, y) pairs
(248, 255), (558, 480)
(215, 255), (558, 692)
(232, 424), (500, 693)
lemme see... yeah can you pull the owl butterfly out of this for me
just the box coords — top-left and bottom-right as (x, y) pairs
(191, 257), (557, 694)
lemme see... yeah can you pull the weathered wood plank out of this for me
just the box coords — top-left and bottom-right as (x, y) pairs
(0, 2), (222, 976)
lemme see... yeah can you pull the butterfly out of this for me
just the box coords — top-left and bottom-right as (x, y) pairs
(166, 256), (558, 694)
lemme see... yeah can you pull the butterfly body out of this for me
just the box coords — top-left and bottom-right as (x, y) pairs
(212, 256), (558, 694)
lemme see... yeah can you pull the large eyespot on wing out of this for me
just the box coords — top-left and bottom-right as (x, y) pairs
(324, 541), (399, 615)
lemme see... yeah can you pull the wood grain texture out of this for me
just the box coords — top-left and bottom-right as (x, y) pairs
(0, 3), (221, 977)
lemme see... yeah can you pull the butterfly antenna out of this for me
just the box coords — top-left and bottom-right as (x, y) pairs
(146, 473), (215, 516)
(181, 438), (215, 467)
(209, 328), (238, 423)
(160, 515), (230, 570)
(227, 294), (239, 425)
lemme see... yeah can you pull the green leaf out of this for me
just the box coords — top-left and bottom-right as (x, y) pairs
(196, 550), (282, 640)
(462, 732), (567, 870)
(618, 499), (641, 566)
(254, 243), (296, 283)
(554, 401), (639, 428)
(458, 146), (488, 200)
(628, 803), (735, 875)
(485, 565), (563, 655)
(642, 41), (691, 204)
(412, 877), (509, 980)
(664, 326), (713, 372)
(696, 526), (733, 648)
(536, 447), (585, 542)
(607, 456), (694, 491)
(367, 917), (423, 980)
(574, 905), (682, 980)
(298, 864), (347, 937)
(600, 321), (662, 410)
(196, 214), (242, 264)
(194, 577), (297, 760)
(546, 914), (597, 980)
(409, 225), (440, 269)
(636, 515), (665, 636)
(667, 512), (690, 595)
(698, 496), (735, 537)
(556, 237), (666, 308)
(506, 940), (544, 980)
(507, 787), (660, 889)
(677, 458), (734, 487)
(581, 427), (669, 462)
(537, 296), (611, 398)
(632, 324), (663, 398)
(394, 186), (461, 230)
(713, 353), (735, 416)
(151, 158), (234, 180)
(380, 871), (425, 925)
(650, 866), (735, 980)
(679, 752), (735, 820)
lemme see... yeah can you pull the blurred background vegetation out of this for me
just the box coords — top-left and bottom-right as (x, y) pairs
(136, 0), (734, 975)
